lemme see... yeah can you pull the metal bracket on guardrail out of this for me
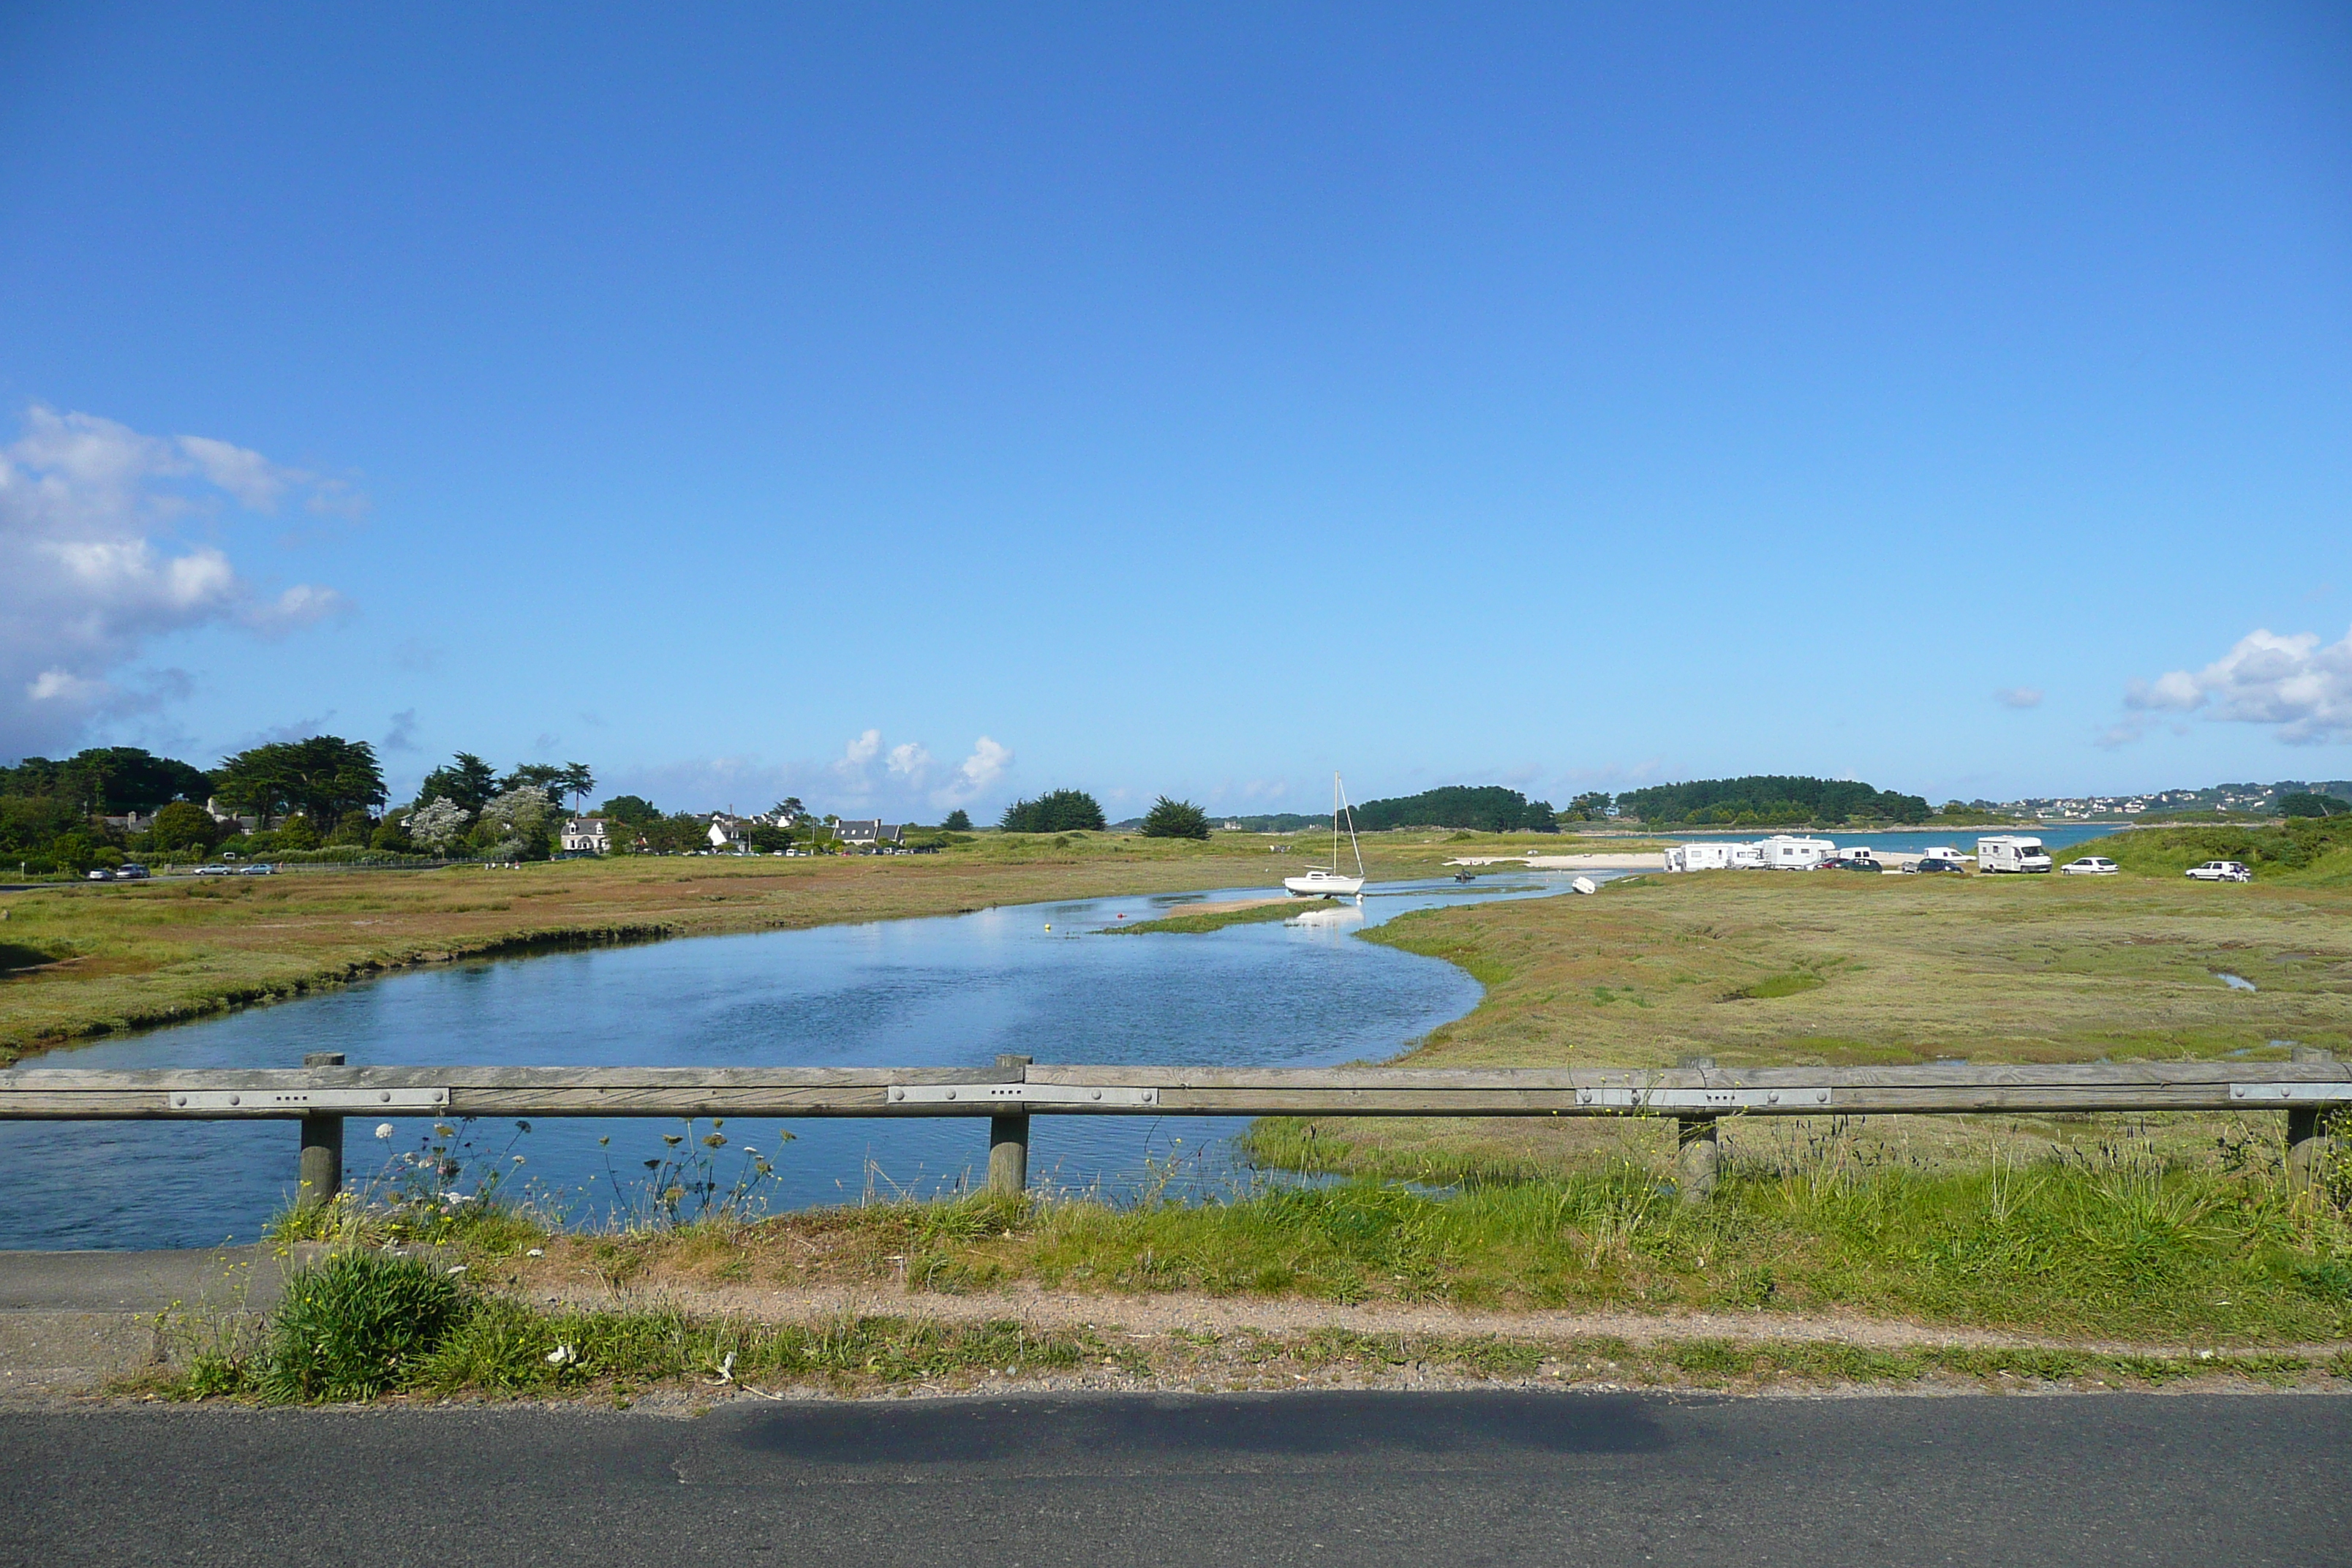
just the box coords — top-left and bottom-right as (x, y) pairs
(1578, 1086), (1833, 1111)
(168, 1088), (451, 1112)
(888, 1083), (1160, 1107)
(2230, 1082), (2352, 1103)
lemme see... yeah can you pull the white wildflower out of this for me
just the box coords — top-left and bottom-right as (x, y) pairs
(547, 1344), (576, 1366)
(375, 1123), (395, 1140)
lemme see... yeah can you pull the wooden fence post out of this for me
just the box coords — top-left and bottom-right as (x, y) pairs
(988, 1053), (1031, 1197)
(298, 1051), (345, 1208)
(1676, 1056), (1718, 1203)
(2288, 1046), (2338, 1195)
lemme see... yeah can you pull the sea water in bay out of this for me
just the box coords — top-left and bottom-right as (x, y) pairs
(0, 875), (1598, 1250)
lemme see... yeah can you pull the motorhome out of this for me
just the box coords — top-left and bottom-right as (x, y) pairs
(1757, 834), (1836, 870)
(1976, 835), (2053, 874)
(1664, 843), (1734, 873)
(1727, 842), (1768, 870)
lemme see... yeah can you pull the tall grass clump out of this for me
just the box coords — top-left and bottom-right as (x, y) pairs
(255, 1251), (468, 1402)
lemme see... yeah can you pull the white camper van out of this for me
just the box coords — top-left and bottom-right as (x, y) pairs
(1727, 842), (1768, 870)
(1757, 834), (1836, 870)
(1664, 843), (1733, 873)
(1975, 835), (2053, 874)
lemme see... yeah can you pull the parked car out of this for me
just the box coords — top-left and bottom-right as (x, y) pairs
(2185, 861), (2252, 883)
(85, 867), (113, 881)
(1906, 856), (1963, 873)
(2061, 856), (2119, 875)
(235, 862), (277, 876)
(195, 864), (232, 876)
(116, 863), (148, 880)
(1823, 854), (1882, 872)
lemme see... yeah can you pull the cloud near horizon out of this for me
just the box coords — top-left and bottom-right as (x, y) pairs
(2105, 626), (2352, 747)
(600, 732), (1018, 821)
(0, 406), (353, 758)
(1995, 687), (2043, 709)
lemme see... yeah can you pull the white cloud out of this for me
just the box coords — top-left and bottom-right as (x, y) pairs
(836, 728), (882, 769)
(1994, 687), (2043, 709)
(943, 736), (1014, 802)
(886, 741), (932, 779)
(0, 406), (355, 757)
(176, 434), (293, 513)
(27, 669), (109, 704)
(2117, 627), (2352, 745)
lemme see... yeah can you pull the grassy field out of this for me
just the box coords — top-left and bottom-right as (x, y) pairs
(1232, 832), (2352, 1183)
(1366, 868), (2352, 1069)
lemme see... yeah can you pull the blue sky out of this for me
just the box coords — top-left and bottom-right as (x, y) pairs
(2, 3), (2347, 819)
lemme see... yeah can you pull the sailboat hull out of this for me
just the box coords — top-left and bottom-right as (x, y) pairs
(1284, 873), (1364, 898)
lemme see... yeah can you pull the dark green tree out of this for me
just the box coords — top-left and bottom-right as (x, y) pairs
(1000, 789), (1107, 833)
(941, 808), (972, 832)
(415, 753), (498, 814)
(2280, 791), (2349, 818)
(501, 762), (568, 798)
(1567, 791), (1613, 822)
(147, 801), (220, 854)
(214, 737), (386, 826)
(1139, 796), (1211, 840)
(0, 748), (210, 814)
(557, 763), (596, 811)
(1351, 785), (1557, 833)
(596, 794), (660, 825)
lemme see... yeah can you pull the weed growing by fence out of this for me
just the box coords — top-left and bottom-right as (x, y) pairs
(252, 1251), (468, 1402)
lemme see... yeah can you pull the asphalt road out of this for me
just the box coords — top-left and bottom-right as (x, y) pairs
(3, 1390), (2342, 1567)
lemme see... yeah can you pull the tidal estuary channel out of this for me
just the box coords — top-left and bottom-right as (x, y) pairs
(2, 873), (1618, 1250)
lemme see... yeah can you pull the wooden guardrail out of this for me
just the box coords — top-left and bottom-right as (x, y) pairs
(2, 1051), (2344, 1205)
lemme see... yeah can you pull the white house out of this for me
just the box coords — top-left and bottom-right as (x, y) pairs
(707, 814), (752, 852)
(561, 818), (610, 854)
(833, 818), (905, 848)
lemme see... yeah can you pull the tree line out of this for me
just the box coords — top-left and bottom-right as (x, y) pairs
(1612, 775), (1933, 826)
(1349, 785), (1561, 834)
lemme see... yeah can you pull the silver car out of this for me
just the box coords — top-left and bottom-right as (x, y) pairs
(2061, 856), (2118, 875)
(2185, 860), (2252, 883)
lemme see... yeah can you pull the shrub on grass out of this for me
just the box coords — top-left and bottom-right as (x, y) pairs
(257, 1251), (468, 1403)
(1139, 796), (1210, 840)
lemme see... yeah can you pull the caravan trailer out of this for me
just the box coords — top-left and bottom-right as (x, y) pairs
(1976, 835), (2053, 874)
(1757, 834), (1836, 870)
(1664, 843), (1734, 873)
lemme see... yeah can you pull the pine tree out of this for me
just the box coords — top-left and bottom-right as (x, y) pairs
(1139, 796), (1210, 840)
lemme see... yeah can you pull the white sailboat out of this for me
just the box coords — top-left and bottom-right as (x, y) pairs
(1284, 773), (1367, 900)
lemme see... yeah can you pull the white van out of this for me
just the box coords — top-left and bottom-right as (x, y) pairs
(1757, 834), (1836, 870)
(1727, 842), (1768, 870)
(1976, 835), (2053, 874)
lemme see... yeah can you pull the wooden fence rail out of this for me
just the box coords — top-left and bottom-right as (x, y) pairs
(2, 1052), (2343, 1205)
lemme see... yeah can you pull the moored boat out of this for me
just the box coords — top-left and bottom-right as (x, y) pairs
(1284, 774), (1368, 900)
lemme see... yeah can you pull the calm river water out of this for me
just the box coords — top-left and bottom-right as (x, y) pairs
(1, 875), (1604, 1249)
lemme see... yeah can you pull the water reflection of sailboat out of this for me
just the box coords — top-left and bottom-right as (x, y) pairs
(1284, 773), (1367, 901)
(1287, 902), (1365, 930)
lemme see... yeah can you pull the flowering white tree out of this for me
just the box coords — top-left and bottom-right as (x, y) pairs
(478, 785), (552, 838)
(406, 796), (472, 851)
